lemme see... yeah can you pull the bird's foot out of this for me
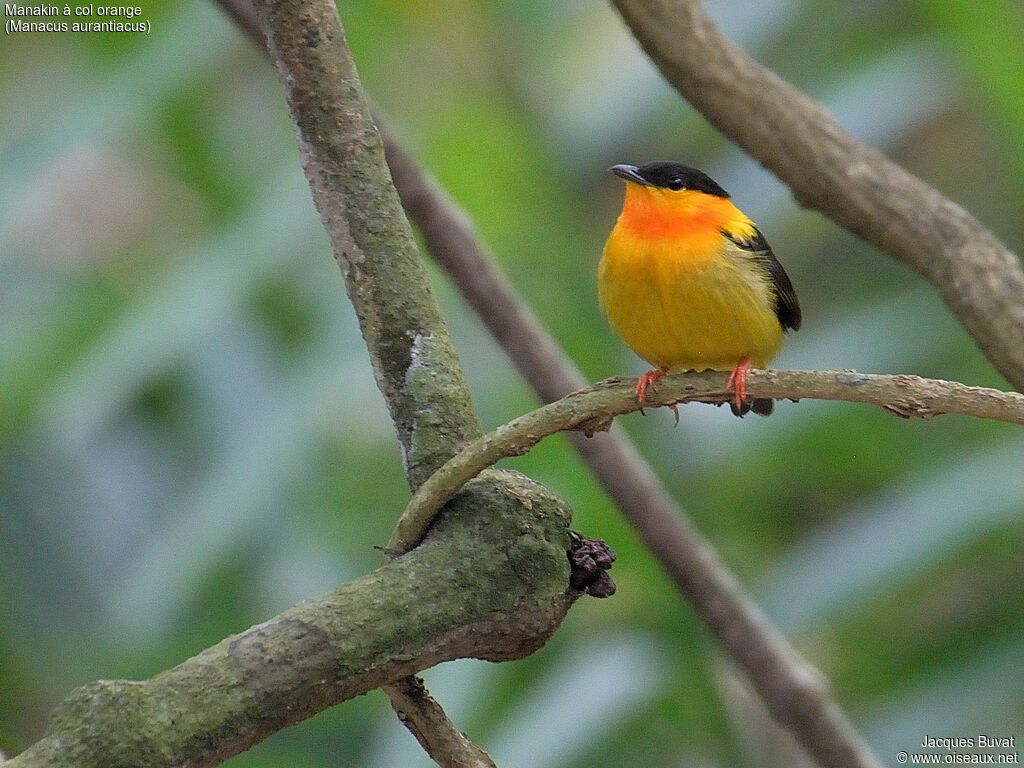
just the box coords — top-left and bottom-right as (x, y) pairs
(725, 357), (752, 411)
(634, 369), (667, 415)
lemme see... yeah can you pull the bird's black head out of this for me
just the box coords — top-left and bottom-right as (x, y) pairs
(610, 162), (729, 197)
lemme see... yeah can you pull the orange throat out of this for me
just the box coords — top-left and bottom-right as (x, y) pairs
(616, 183), (753, 244)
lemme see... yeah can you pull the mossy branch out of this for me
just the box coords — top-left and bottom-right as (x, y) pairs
(6, 472), (575, 768)
(390, 369), (1024, 553)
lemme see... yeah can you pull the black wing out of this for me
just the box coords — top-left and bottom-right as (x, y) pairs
(724, 227), (801, 332)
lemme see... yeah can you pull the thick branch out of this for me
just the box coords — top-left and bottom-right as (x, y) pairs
(393, 369), (1024, 553)
(208, 3), (493, 764)
(248, 3), (572, 766)
(252, 0), (480, 490)
(6, 472), (575, 768)
(208, 3), (526, 765)
(612, 0), (1024, 391)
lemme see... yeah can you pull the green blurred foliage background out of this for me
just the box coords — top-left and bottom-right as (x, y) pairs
(2, 0), (1023, 765)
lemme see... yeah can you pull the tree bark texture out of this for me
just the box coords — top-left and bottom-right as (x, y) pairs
(254, 0), (481, 489)
(9, 472), (574, 768)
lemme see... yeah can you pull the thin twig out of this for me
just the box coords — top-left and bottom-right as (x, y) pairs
(612, 0), (1024, 391)
(391, 368), (1024, 553)
(386, 677), (499, 768)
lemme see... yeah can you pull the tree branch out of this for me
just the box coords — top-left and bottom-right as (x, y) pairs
(208, 2), (512, 765)
(210, 4), (1005, 768)
(252, 0), (480, 490)
(392, 369), (1024, 553)
(611, 0), (1024, 391)
(209, 2), (497, 763)
(385, 133), (887, 768)
(386, 677), (498, 768)
(6, 471), (575, 768)
(244, 3), (579, 768)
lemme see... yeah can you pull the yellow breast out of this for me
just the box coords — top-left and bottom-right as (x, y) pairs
(598, 189), (783, 372)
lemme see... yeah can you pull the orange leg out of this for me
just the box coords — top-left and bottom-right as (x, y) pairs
(725, 357), (752, 411)
(635, 368), (667, 414)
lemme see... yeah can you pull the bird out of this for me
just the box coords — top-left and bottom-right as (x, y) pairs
(599, 161), (801, 418)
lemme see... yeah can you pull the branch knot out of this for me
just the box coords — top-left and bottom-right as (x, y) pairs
(567, 531), (617, 598)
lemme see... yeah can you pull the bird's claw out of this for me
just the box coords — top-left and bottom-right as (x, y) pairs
(635, 369), (660, 409)
(636, 369), (677, 422)
(725, 357), (752, 410)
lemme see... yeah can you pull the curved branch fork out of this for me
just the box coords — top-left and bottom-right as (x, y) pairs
(9, 472), (576, 768)
(391, 369), (1024, 552)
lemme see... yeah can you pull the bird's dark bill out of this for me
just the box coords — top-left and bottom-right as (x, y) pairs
(610, 164), (651, 186)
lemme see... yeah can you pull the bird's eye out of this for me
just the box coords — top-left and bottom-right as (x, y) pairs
(667, 177), (685, 190)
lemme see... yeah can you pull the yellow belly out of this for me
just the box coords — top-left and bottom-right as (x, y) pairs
(598, 232), (783, 372)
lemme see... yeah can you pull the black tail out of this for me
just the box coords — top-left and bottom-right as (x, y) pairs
(730, 398), (774, 418)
